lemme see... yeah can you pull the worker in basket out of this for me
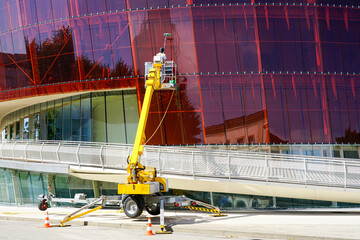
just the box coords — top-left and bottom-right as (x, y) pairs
(153, 47), (167, 83)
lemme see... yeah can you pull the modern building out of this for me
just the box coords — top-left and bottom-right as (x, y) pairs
(0, 0), (359, 208)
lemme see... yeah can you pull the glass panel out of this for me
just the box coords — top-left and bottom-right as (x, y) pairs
(106, 0), (126, 11)
(106, 92), (126, 143)
(69, 176), (94, 198)
(54, 175), (70, 198)
(200, 75), (226, 144)
(0, 2), (10, 32)
(71, 96), (81, 141)
(7, 0), (22, 30)
(235, 6), (258, 72)
(123, 91), (139, 144)
(47, 101), (55, 140)
(54, 99), (63, 140)
(19, 0), (38, 26)
(62, 97), (71, 140)
(69, 17), (93, 80)
(51, 0), (69, 20)
(30, 173), (45, 203)
(81, 94), (91, 141)
(265, 74), (290, 143)
(19, 172), (32, 204)
(40, 102), (47, 140)
(86, 0), (107, 15)
(36, 0), (53, 22)
(9, 124), (14, 140)
(169, 8), (197, 73)
(88, 15), (112, 79)
(23, 117), (29, 139)
(192, 7), (219, 73)
(107, 13), (134, 77)
(213, 7), (239, 73)
(92, 92), (106, 142)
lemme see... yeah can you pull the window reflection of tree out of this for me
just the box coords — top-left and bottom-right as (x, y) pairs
(24, 25), (134, 84)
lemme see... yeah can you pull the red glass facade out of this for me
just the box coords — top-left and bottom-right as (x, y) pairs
(0, 1), (359, 145)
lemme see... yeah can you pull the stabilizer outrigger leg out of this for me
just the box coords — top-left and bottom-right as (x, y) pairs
(59, 196), (106, 226)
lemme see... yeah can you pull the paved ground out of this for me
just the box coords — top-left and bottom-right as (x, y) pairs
(0, 220), (240, 240)
(1, 205), (360, 240)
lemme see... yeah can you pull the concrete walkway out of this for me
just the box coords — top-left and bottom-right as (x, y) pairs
(0, 205), (360, 240)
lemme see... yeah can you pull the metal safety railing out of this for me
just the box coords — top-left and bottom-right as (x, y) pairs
(1, 140), (360, 190)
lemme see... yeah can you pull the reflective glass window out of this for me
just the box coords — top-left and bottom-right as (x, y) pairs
(62, 97), (71, 140)
(86, 0), (107, 14)
(327, 76), (350, 143)
(0, 3), (10, 32)
(106, 92), (126, 143)
(19, 172), (32, 204)
(19, 0), (38, 25)
(23, 117), (29, 139)
(71, 96), (81, 141)
(68, 0), (88, 17)
(123, 91), (139, 144)
(81, 94), (91, 141)
(200, 75), (226, 144)
(192, 7), (219, 73)
(36, 0), (53, 22)
(107, 13), (133, 77)
(264, 74), (290, 143)
(169, 8), (197, 74)
(7, 0), (21, 30)
(92, 92), (106, 142)
(33, 105), (41, 140)
(285, 75), (311, 143)
(70, 17), (93, 80)
(235, 6), (258, 72)
(40, 102), (47, 140)
(106, 0), (126, 11)
(88, 15), (112, 79)
(51, 0), (69, 19)
(47, 100), (55, 140)
(54, 99), (62, 140)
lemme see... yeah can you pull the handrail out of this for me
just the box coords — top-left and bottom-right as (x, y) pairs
(0, 140), (360, 190)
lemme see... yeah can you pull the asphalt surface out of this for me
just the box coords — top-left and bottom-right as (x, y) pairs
(1, 205), (360, 240)
(0, 219), (243, 240)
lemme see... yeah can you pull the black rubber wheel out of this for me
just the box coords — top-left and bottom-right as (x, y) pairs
(145, 203), (160, 216)
(123, 196), (144, 218)
(38, 200), (48, 211)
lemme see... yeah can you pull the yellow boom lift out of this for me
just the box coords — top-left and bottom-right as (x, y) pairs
(117, 33), (175, 218)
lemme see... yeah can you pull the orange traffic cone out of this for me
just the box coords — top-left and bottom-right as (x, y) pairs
(144, 217), (154, 235)
(43, 211), (51, 228)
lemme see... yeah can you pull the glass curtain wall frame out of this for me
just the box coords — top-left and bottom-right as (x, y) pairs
(1, 90), (139, 144)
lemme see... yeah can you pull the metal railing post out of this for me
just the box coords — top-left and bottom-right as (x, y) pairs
(192, 151), (195, 178)
(265, 155), (269, 182)
(304, 158), (307, 185)
(99, 145), (104, 170)
(76, 144), (81, 167)
(56, 142), (61, 163)
(343, 161), (347, 189)
(39, 142), (44, 163)
(24, 142), (29, 161)
(228, 153), (231, 180)
(157, 149), (161, 175)
(12, 142), (16, 159)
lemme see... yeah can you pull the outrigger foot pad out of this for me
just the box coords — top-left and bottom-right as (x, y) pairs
(155, 227), (172, 234)
(210, 213), (228, 217)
